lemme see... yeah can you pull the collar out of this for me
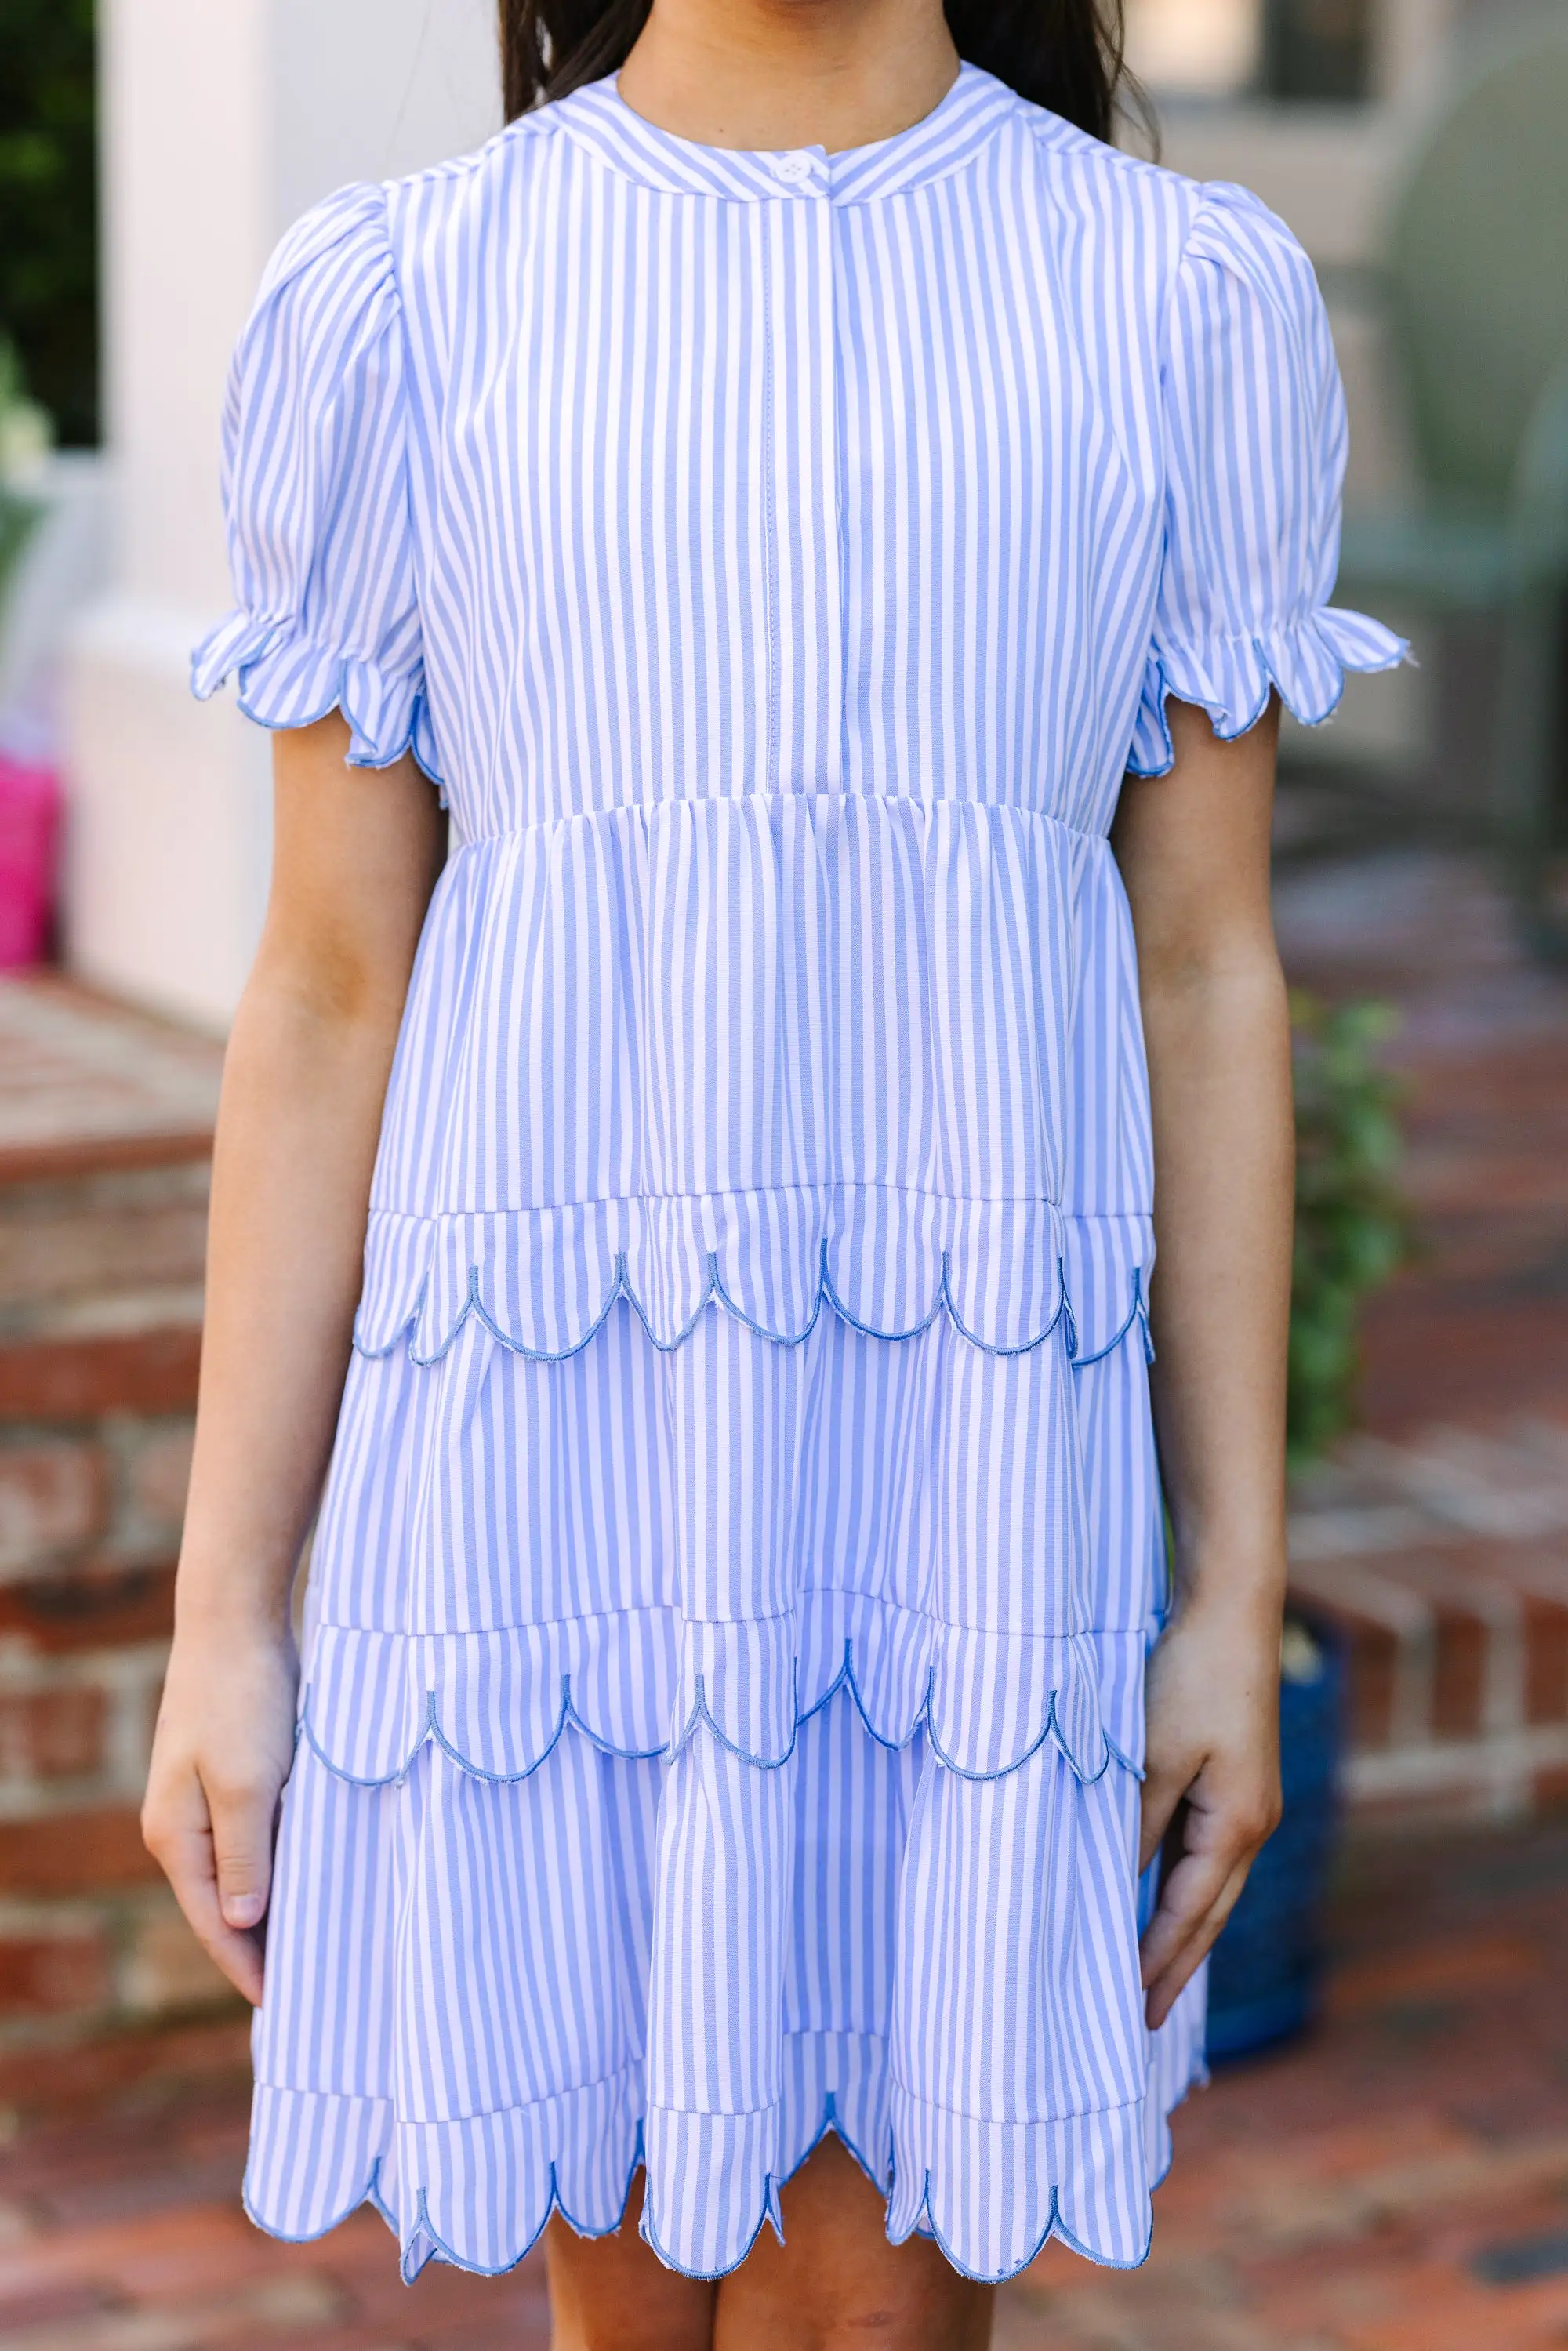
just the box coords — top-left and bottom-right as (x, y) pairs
(550, 60), (1022, 203)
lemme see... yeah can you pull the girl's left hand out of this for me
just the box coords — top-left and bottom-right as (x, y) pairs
(1138, 1589), (1283, 2030)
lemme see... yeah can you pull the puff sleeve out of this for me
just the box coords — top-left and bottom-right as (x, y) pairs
(1127, 180), (1407, 778)
(191, 182), (441, 785)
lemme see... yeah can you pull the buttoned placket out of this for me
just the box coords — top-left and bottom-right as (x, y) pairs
(760, 151), (843, 798)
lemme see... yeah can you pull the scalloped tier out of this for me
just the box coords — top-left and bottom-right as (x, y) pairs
(245, 1703), (1208, 2284)
(191, 609), (446, 786)
(1126, 604), (1410, 777)
(299, 1605), (1152, 1787)
(352, 1197), (1153, 1365)
(360, 795), (1159, 1341)
(311, 1217), (1167, 1798)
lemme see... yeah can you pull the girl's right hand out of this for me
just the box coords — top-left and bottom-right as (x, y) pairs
(141, 1620), (300, 2005)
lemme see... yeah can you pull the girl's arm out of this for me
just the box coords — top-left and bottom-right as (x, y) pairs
(142, 717), (445, 2001)
(1111, 693), (1292, 2030)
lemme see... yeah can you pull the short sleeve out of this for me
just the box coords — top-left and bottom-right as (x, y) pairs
(1127, 180), (1408, 778)
(191, 182), (441, 785)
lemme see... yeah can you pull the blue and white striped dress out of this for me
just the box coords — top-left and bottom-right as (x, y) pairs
(193, 62), (1403, 2288)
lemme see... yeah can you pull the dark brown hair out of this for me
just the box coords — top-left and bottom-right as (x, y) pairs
(499, 2), (1141, 147)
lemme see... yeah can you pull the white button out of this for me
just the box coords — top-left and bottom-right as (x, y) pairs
(770, 153), (814, 183)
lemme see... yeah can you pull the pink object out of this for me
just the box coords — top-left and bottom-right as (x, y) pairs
(0, 753), (61, 967)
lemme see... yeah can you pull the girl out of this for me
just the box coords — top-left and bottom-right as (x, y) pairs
(143, 2), (1404, 2344)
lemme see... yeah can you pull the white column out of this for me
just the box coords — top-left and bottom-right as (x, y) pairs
(1374, 0), (1464, 109)
(63, 0), (500, 1029)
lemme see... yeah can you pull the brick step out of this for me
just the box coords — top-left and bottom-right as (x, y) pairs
(1289, 1421), (1568, 1823)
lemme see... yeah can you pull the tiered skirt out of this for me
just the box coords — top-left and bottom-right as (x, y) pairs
(247, 1224), (1207, 2285)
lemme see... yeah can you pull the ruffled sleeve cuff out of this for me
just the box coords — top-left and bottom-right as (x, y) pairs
(1125, 604), (1411, 778)
(191, 610), (446, 792)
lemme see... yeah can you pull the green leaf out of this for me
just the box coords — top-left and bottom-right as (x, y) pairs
(1287, 991), (1412, 1467)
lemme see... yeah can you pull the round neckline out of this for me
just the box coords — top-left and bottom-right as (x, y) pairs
(607, 59), (967, 166)
(552, 60), (1022, 205)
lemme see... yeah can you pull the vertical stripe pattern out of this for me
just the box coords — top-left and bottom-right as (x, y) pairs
(192, 60), (1403, 2289)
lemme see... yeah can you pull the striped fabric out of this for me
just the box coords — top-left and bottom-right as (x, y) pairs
(193, 61), (1403, 2287)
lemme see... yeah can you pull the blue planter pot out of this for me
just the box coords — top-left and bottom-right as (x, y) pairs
(1205, 1614), (1345, 2063)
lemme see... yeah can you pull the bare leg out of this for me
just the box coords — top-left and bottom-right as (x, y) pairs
(714, 2136), (994, 2351)
(545, 2170), (717, 2351)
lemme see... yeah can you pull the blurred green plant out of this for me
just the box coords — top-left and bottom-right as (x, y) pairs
(1288, 992), (1410, 1467)
(0, 337), (47, 615)
(0, 0), (97, 448)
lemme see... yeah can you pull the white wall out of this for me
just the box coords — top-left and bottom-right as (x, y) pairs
(1377, 0), (1465, 104)
(271, 0), (506, 230)
(64, 0), (499, 1031)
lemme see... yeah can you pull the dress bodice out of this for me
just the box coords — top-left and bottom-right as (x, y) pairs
(193, 63), (1403, 1365)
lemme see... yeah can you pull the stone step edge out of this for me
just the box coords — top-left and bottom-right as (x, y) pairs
(1346, 1718), (1568, 1820)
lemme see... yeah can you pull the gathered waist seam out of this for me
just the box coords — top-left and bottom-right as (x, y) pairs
(448, 789), (1113, 853)
(362, 1191), (1153, 1218)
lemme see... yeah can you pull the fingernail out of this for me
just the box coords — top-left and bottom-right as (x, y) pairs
(223, 1894), (261, 1928)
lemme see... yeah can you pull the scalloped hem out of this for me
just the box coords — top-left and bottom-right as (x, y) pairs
(1125, 605), (1412, 778)
(351, 1201), (1156, 1368)
(243, 2072), (648, 2284)
(241, 2104), (848, 2283)
(886, 1968), (1210, 2280)
(362, 1246), (1150, 1370)
(244, 2020), (1207, 2284)
(370, 1240), (1083, 1366)
(296, 1611), (1154, 1788)
(191, 608), (447, 793)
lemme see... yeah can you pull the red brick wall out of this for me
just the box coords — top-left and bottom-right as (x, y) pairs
(0, 983), (227, 2046)
(0, 1304), (227, 2038)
